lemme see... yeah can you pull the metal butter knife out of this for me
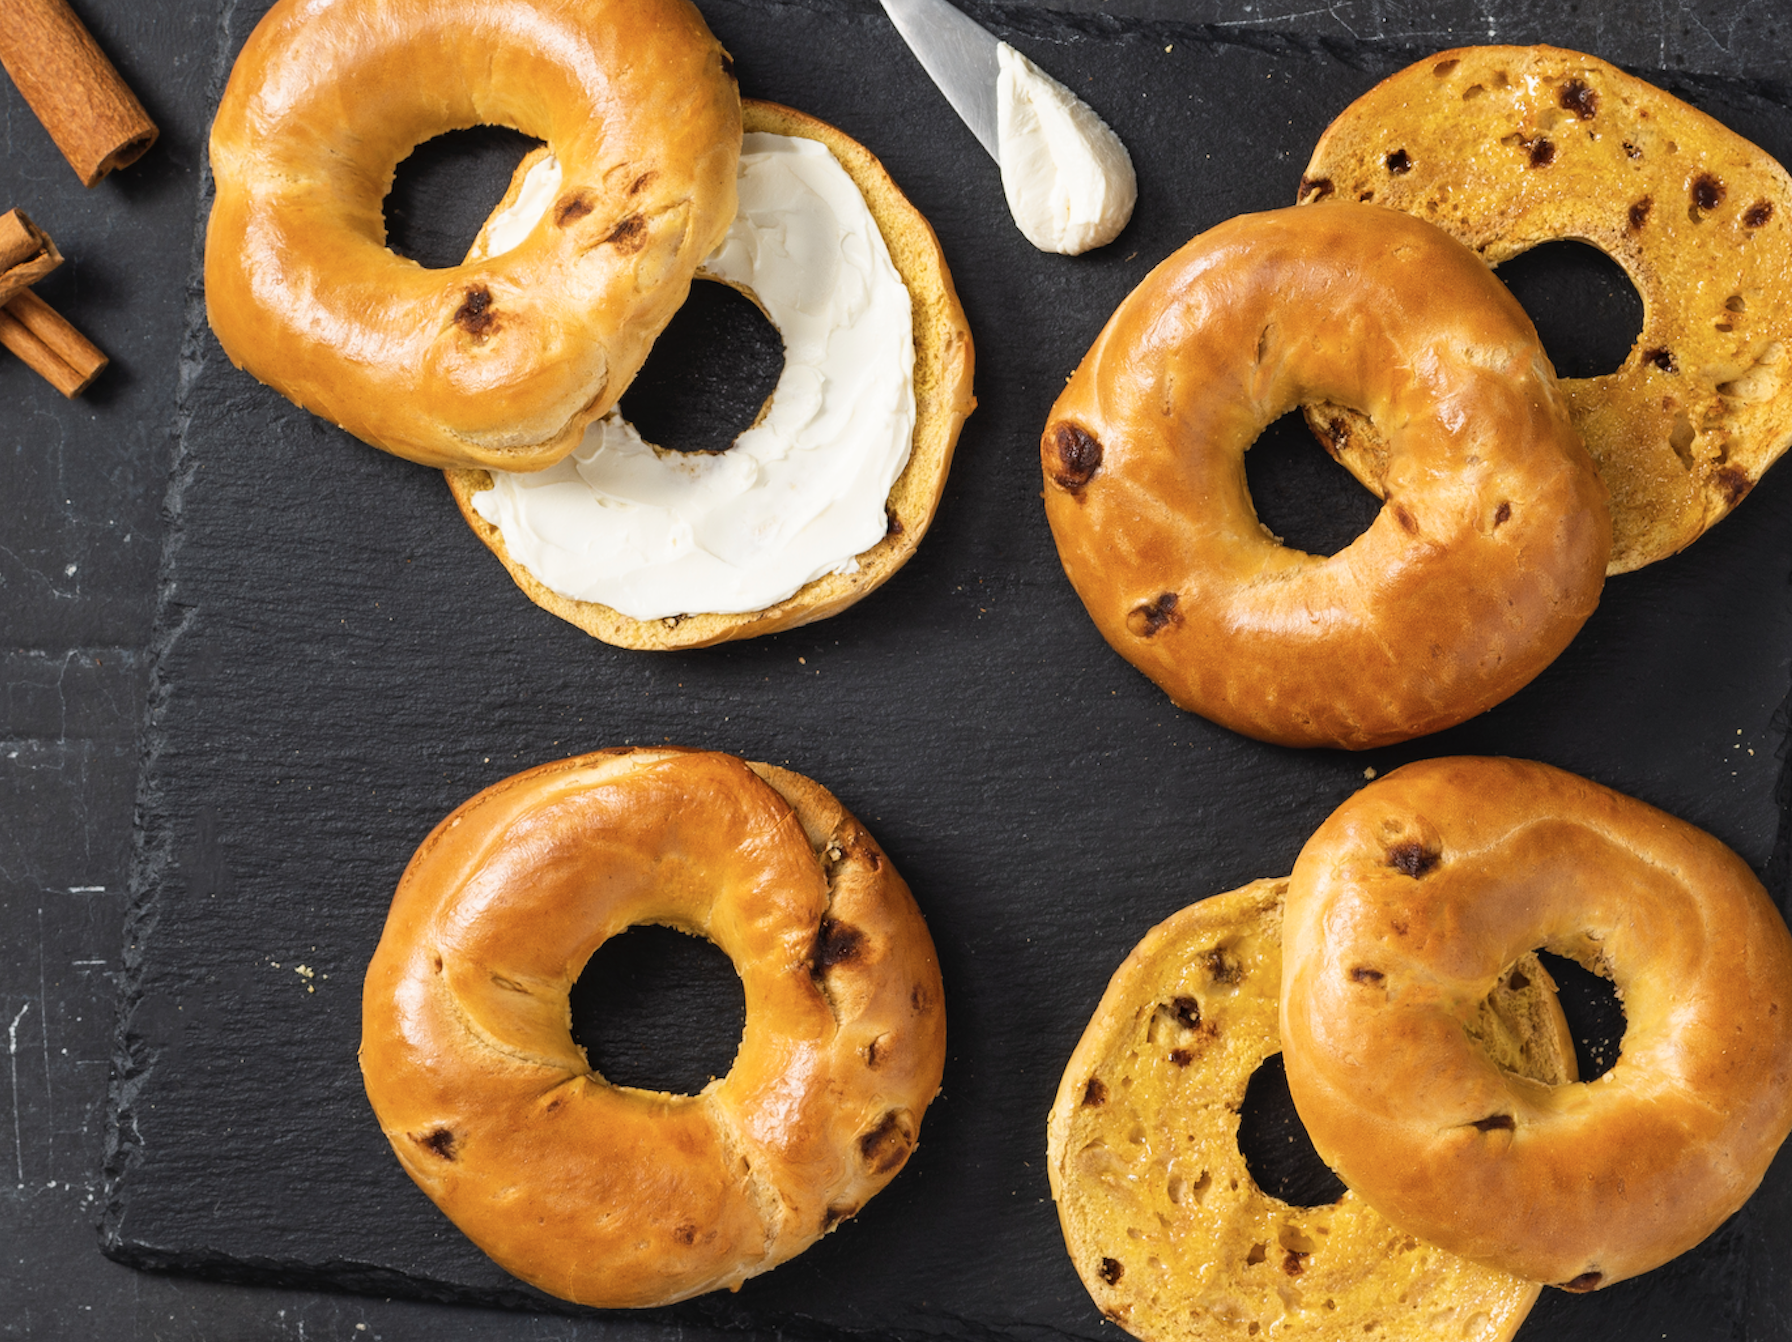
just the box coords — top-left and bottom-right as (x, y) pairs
(878, 0), (1002, 162)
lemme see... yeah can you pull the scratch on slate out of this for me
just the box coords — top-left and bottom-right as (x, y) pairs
(38, 906), (50, 1175)
(10, 1000), (30, 1187)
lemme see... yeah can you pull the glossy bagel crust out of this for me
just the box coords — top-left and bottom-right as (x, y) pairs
(206, 0), (741, 472)
(1280, 756), (1792, 1291)
(1040, 203), (1611, 751)
(359, 748), (947, 1308)
(1300, 45), (1792, 573)
(1047, 879), (1551, 1342)
(445, 100), (977, 649)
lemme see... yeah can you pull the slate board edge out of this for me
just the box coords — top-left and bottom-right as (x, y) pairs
(95, 0), (1792, 1332)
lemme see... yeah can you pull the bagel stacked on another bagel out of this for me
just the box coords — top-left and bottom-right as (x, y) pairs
(360, 748), (948, 1308)
(1279, 757), (1792, 1291)
(1041, 203), (1610, 750)
(206, 0), (741, 472)
(447, 101), (976, 650)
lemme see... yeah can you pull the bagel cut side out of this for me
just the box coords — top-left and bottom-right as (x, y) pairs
(445, 100), (976, 649)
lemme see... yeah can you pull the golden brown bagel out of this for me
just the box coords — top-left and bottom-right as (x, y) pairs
(445, 100), (976, 649)
(1047, 878), (1558, 1342)
(1280, 756), (1792, 1290)
(359, 748), (947, 1307)
(206, 0), (740, 472)
(1299, 46), (1792, 573)
(1040, 203), (1611, 750)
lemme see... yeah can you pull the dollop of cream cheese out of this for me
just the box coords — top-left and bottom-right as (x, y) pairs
(469, 132), (916, 620)
(996, 43), (1137, 255)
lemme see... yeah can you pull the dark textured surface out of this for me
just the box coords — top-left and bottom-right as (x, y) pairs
(3, 0), (1792, 1338)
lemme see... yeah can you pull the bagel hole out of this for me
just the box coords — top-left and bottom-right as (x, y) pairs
(1536, 951), (1625, 1081)
(1236, 1052), (1348, 1208)
(1244, 411), (1382, 557)
(568, 924), (745, 1094)
(619, 280), (785, 454)
(384, 126), (545, 270)
(1493, 241), (1643, 379)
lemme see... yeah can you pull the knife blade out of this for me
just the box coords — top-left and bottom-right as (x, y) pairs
(878, 0), (1002, 163)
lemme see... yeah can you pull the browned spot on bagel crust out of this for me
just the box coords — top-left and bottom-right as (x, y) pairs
(1320, 416), (1349, 456)
(1493, 500), (1512, 527)
(865, 1036), (883, 1069)
(605, 214), (648, 251)
(1168, 1047), (1195, 1067)
(1170, 996), (1201, 1029)
(911, 983), (931, 1015)
(419, 1128), (456, 1160)
(1529, 137), (1557, 168)
(554, 193), (595, 227)
(1692, 173), (1726, 213)
(490, 974), (527, 993)
(1392, 502), (1419, 534)
(1644, 347), (1678, 373)
(1716, 466), (1753, 505)
(858, 1110), (913, 1174)
(1560, 1271), (1603, 1292)
(630, 171), (658, 196)
(454, 286), (497, 339)
(1386, 148), (1412, 174)
(813, 919), (864, 975)
(1745, 199), (1775, 228)
(1283, 1250), (1309, 1276)
(1298, 175), (1334, 202)
(1472, 1113), (1516, 1131)
(1048, 421), (1104, 491)
(1350, 966), (1385, 985)
(1099, 1257), (1124, 1285)
(1628, 196), (1653, 230)
(1387, 840), (1439, 878)
(1623, 140), (1642, 159)
(885, 506), (905, 538)
(1559, 78), (1598, 119)
(673, 1222), (697, 1245)
(1083, 1077), (1108, 1107)
(1126, 592), (1181, 638)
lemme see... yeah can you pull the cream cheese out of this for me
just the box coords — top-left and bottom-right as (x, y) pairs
(996, 43), (1136, 255)
(468, 133), (916, 620)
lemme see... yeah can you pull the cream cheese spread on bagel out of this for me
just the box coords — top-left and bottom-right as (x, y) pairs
(468, 132), (916, 621)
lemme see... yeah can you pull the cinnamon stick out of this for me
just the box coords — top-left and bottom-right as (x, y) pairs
(0, 0), (157, 187)
(0, 288), (107, 397)
(0, 209), (63, 308)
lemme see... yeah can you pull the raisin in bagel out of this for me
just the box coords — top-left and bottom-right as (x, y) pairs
(1040, 202), (1610, 750)
(444, 100), (976, 649)
(1048, 879), (1565, 1341)
(1280, 756), (1792, 1290)
(359, 748), (947, 1307)
(206, 0), (740, 472)
(1299, 46), (1792, 572)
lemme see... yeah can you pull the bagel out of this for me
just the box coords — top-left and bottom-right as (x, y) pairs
(206, 0), (740, 472)
(1298, 45), (1792, 573)
(445, 100), (976, 650)
(359, 748), (947, 1307)
(1040, 202), (1611, 750)
(1280, 756), (1792, 1290)
(1047, 879), (1562, 1341)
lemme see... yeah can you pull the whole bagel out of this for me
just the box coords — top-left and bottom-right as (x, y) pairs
(206, 0), (740, 472)
(1280, 756), (1792, 1290)
(359, 748), (947, 1307)
(1299, 46), (1792, 572)
(1040, 203), (1611, 750)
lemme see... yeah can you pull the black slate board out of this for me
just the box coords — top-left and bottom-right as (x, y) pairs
(104, 1), (1792, 1338)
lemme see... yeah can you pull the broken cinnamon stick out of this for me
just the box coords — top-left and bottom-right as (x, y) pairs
(0, 209), (63, 308)
(0, 0), (158, 187)
(0, 288), (107, 397)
